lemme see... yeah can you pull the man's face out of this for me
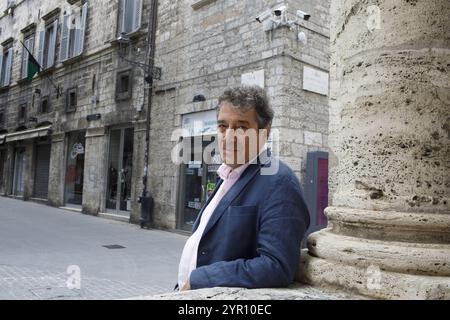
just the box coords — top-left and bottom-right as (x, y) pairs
(217, 102), (269, 168)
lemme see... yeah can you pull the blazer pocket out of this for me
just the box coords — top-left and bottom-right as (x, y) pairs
(227, 205), (258, 216)
(224, 206), (259, 253)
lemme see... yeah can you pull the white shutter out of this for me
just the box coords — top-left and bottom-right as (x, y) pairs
(4, 48), (13, 86)
(75, 3), (88, 57)
(118, 0), (125, 36)
(60, 14), (70, 61)
(47, 20), (58, 68)
(37, 30), (45, 68)
(125, 0), (134, 33)
(21, 41), (29, 79)
(28, 37), (34, 52)
(21, 37), (34, 79)
(132, 0), (142, 33)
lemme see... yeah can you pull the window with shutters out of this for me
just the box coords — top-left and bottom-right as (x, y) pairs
(0, 111), (4, 128)
(60, 3), (88, 62)
(18, 103), (27, 124)
(115, 69), (132, 101)
(0, 42), (13, 88)
(40, 95), (50, 113)
(7, 0), (16, 9)
(21, 31), (35, 80)
(37, 19), (58, 71)
(66, 87), (77, 112)
(117, 0), (143, 37)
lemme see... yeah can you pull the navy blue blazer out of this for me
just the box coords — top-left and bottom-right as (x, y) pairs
(189, 156), (310, 289)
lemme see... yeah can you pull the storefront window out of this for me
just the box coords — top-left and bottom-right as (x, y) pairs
(106, 128), (133, 213)
(33, 140), (51, 199)
(13, 148), (26, 196)
(182, 161), (203, 226)
(178, 136), (219, 231)
(65, 131), (85, 206)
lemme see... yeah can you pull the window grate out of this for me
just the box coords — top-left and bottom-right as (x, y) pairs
(102, 244), (126, 249)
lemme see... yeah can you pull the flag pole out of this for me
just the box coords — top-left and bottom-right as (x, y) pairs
(20, 40), (61, 99)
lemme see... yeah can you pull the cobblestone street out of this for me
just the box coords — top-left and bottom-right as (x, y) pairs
(0, 197), (187, 299)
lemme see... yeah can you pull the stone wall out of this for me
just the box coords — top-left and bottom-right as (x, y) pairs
(0, 0), (152, 219)
(149, 0), (331, 227)
(300, 0), (450, 299)
(0, 0), (331, 231)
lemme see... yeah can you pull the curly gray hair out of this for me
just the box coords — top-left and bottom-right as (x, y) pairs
(217, 86), (274, 129)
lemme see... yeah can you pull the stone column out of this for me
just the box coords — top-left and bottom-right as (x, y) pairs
(130, 120), (147, 224)
(299, 0), (450, 299)
(48, 133), (66, 207)
(3, 144), (15, 196)
(22, 141), (35, 200)
(82, 127), (108, 215)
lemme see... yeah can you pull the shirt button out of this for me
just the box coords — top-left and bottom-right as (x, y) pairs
(201, 250), (208, 255)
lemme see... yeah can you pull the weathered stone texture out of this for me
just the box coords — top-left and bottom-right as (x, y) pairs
(300, 0), (450, 300)
(150, 0), (331, 222)
(131, 284), (360, 300)
(328, 0), (450, 213)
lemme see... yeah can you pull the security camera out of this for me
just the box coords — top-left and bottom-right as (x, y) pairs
(296, 9), (311, 21)
(256, 10), (272, 23)
(273, 5), (287, 17)
(263, 19), (276, 32)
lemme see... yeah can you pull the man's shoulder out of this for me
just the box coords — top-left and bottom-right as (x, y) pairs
(252, 158), (305, 206)
(258, 158), (301, 186)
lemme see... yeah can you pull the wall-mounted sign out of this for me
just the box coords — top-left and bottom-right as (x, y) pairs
(70, 142), (85, 159)
(188, 201), (202, 210)
(303, 66), (329, 96)
(241, 69), (265, 88)
(86, 113), (101, 121)
(182, 109), (217, 137)
(188, 160), (202, 169)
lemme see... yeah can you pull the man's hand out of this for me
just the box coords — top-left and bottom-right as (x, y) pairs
(179, 281), (190, 291)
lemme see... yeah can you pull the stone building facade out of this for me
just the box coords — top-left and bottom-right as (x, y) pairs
(150, 0), (331, 231)
(0, 0), (152, 221)
(0, 0), (331, 233)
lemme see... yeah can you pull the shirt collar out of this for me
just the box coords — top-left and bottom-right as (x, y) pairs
(217, 162), (249, 181)
(217, 144), (269, 181)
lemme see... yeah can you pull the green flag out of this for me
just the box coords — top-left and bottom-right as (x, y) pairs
(27, 53), (40, 81)
(20, 40), (41, 81)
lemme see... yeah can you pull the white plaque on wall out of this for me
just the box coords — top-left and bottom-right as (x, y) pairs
(241, 69), (265, 88)
(303, 66), (329, 96)
(182, 109), (217, 137)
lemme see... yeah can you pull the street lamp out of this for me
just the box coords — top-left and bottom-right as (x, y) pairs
(116, 32), (161, 85)
(115, 0), (159, 228)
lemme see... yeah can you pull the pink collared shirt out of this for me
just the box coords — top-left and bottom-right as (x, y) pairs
(177, 162), (250, 289)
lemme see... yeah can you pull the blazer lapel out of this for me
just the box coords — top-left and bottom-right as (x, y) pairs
(200, 163), (262, 237)
(192, 152), (273, 235)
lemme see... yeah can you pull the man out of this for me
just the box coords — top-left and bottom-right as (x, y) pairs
(177, 86), (310, 290)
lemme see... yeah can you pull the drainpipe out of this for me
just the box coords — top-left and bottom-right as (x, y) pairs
(139, 0), (158, 228)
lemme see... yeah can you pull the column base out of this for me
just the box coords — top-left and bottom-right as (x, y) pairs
(297, 207), (450, 299)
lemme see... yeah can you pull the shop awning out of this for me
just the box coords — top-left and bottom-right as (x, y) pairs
(0, 134), (5, 145)
(5, 125), (52, 143)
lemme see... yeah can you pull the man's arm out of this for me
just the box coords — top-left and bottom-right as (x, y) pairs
(189, 176), (309, 289)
